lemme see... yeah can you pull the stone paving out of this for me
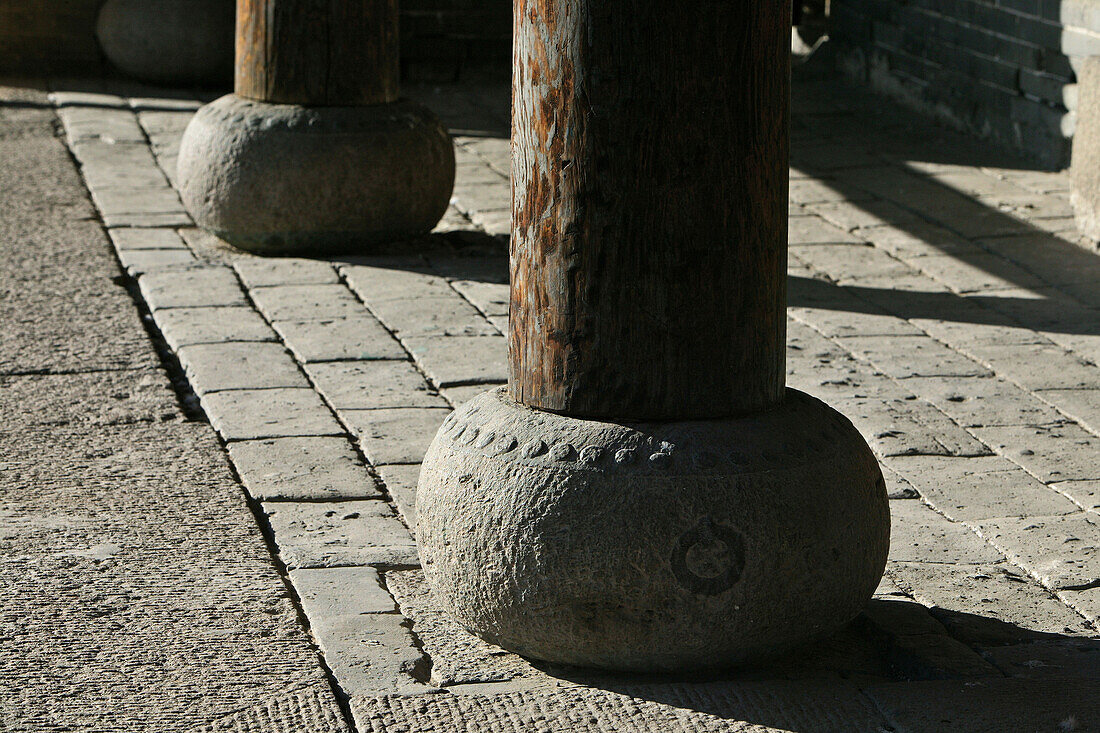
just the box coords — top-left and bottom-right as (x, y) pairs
(16, 70), (1100, 730)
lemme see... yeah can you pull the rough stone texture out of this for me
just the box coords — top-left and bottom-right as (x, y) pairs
(263, 500), (417, 569)
(202, 388), (344, 441)
(139, 267), (248, 310)
(403, 334), (510, 387)
(347, 407), (452, 465)
(249, 284), (367, 323)
(203, 680), (350, 733)
(352, 681), (890, 732)
(95, 0), (234, 85)
(228, 437), (383, 502)
(178, 341), (307, 395)
(274, 318), (406, 363)
(177, 95), (455, 254)
(975, 514), (1100, 591)
(306, 612), (429, 696)
(1073, 57), (1100, 244)
(888, 500), (1004, 565)
(375, 464), (421, 531)
(306, 361), (448, 410)
(153, 306), (277, 350)
(417, 387), (889, 671)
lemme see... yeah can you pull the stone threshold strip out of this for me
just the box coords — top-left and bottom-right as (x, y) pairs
(48, 81), (1099, 727)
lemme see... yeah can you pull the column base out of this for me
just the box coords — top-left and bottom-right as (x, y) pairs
(177, 95), (456, 255)
(96, 0), (233, 85)
(416, 387), (890, 672)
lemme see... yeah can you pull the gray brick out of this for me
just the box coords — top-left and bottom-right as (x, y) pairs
(1051, 480), (1100, 513)
(884, 455), (1079, 521)
(177, 342), (307, 395)
(341, 262), (450, 302)
(234, 258), (340, 288)
(368, 296), (497, 338)
(839, 334), (991, 378)
(972, 423), (1100, 482)
(228, 437), (382, 501)
(289, 566), (396, 617)
(345, 407), (451, 465)
(202, 388), (344, 441)
(138, 267), (247, 310)
(375, 464), (421, 532)
(306, 360), (447, 410)
(787, 216), (864, 245)
(152, 306), (277, 350)
(1035, 388), (1100, 435)
(117, 248), (196, 274)
(889, 499), (1004, 565)
(902, 375), (1065, 427)
(909, 253), (1048, 294)
(975, 513), (1100, 590)
(961, 342), (1100, 391)
(107, 227), (189, 251)
(262, 500), (417, 569)
(249, 284), (366, 322)
(404, 334), (509, 387)
(450, 280), (509, 318)
(309, 613), (428, 695)
(273, 317), (406, 363)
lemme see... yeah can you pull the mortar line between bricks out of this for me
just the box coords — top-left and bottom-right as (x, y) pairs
(48, 93), (365, 733)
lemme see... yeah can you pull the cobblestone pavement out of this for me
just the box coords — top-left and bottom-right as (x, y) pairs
(15, 70), (1100, 730)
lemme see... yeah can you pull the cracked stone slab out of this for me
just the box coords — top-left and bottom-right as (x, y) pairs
(883, 455), (1080, 521)
(306, 361), (448, 410)
(352, 680), (890, 732)
(178, 342), (307, 395)
(901, 375), (1065, 428)
(262, 500), (417, 569)
(403, 334), (509, 387)
(887, 561), (1095, 643)
(971, 423), (1100, 483)
(290, 566), (397, 618)
(375, 464), (421, 533)
(202, 388), (344, 441)
(975, 513), (1100, 591)
(961, 342), (1100, 391)
(139, 267), (247, 310)
(888, 500), (1005, 565)
(345, 407), (452, 465)
(249, 284), (367, 322)
(152, 306), (277, 350)
(273, 317), (406, 363)
(228, 437), (382, 501)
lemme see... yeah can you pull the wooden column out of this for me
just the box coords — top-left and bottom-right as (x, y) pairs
(509, 0), (790, 421)
(235, 0), (399, 106)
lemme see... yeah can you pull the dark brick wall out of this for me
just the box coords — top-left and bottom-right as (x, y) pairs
(831, 0), (1100, 168)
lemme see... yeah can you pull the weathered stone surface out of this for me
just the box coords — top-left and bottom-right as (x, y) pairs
(975, 513), (1100, 591)
(95, 0), (234, 85)
(839, 334), (991, 378)
(205, 680), (351, 733)
(341, 263), (450, 302)
(404, 334), (509, 387)
(139, 267), (247, 310)
(177, 95), (455, 254)
(249, 284), (366, 323)
(884, 455), (1079, 521)
(107, 226), (189, 251)
(910, 252), (1047, 294)
(368, 296), (498, 337)
(1072, 56), (1100, 243)
(347, 407), (451, 465)
(234, 259), (341, 288)
(306, 361), (447, 410)
(1036, 388), (1100, 436)
(202, 388), (344, 441)
(117, 247), (197, 273)
(178, 341), (307, 395)
(961, 342), (1100, 391)
(152, 306), (277, 350)
(228, 437), (382, 502)
(888, 500), (1004, 565)
(902, 375), (1065, 428)
(352, 681), (890, 732)
(274, 317), (406, 363)
(417, 387), (889, 671)
(834, 392), (992, 458)
(263, 500), (417, 569)
(375, 464), (421, 531)
(972, 423), (1100, 483)
(309, 612), (429, 696)
(290, 566), (396, 618)
(980, 641), (1100, 679)
(1052, 480), (1100, 513)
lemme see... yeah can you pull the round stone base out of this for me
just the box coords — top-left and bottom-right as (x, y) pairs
(177, 95), (455, 255)
(96, 0), (233, 85)
(416, 387), (890, 672)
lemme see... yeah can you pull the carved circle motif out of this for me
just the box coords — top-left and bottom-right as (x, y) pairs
(670, 518), (746, 596)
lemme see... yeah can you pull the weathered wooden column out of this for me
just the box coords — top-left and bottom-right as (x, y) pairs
(177, 0), (454, 254)
(416, 0), (890, 671)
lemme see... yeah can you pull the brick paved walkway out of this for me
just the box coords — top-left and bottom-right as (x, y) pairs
(29, 72), (1100, 730)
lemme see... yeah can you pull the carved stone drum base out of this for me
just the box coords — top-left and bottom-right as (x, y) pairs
(416, 387), (890, 672)
(177, 95), (455, 255)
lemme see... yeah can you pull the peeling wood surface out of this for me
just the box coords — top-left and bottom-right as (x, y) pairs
(236, 0), (399, 105)
(509, 0), (791, 420)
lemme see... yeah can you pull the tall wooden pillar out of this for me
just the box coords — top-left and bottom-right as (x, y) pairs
(416, 0), (889, 672)
(177, 0), (455, 255)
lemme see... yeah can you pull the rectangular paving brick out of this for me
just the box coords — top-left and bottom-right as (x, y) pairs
(306, 612), (428, 696)
(178, 341), (307, 395)
(233, 259), (340, 288)
(975, 513), (1100, 591)
(139, 267), (248, 310)
(375, 464), (420, 532)
(368, 296), (497, 338)
(344, 407), (451, 465)
(960, 342), (1100, 391)
(249, 284), (366, 322)
(290, 566), (396, 617)
(273, 317), (406, 363)
(342, 262), (451, 302)
(884, 455), (1079, 522)
(902, 376), (1065, 428)
(971, 423), (1100, 483)
(262, 500), (417, 569)
(404, 334), (509, 387)
(1051, 480), (1100, 513)
(888, 500), (1004, 565)
(202, 388), (344, 441)
(228, 437), (382, 501)
(152, 306), (277, 350)
(307, 360), (446, 411)
(835, 394), (992, 458)
(787, 216), (863, 245)
(838, 335), (991, 378)
(107, 227), (189, 250)
(117, 248), (196, 273)
(1035, 389), (1100, 435)
(909, 253), (1047, 294)
(450, 280), (509, 319)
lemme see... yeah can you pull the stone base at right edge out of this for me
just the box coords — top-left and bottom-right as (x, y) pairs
(416, 387), (890, 672)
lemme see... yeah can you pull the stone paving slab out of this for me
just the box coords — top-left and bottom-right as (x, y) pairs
(153, 306), (278, 350)
(274, 317), (407, 363)
(305, 361), (448, 410)
(346, 407), (452, 465)
(178, 341), (308, 395)
(249, 284), (368, 323)
(975, 514), (1100, 593)
(263, 500), (417, 569)
(228, 437), (383, 502)
(972, 423), (1100, 483)
(139, 267), (248, 310)
(203, 388), (345, 441)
